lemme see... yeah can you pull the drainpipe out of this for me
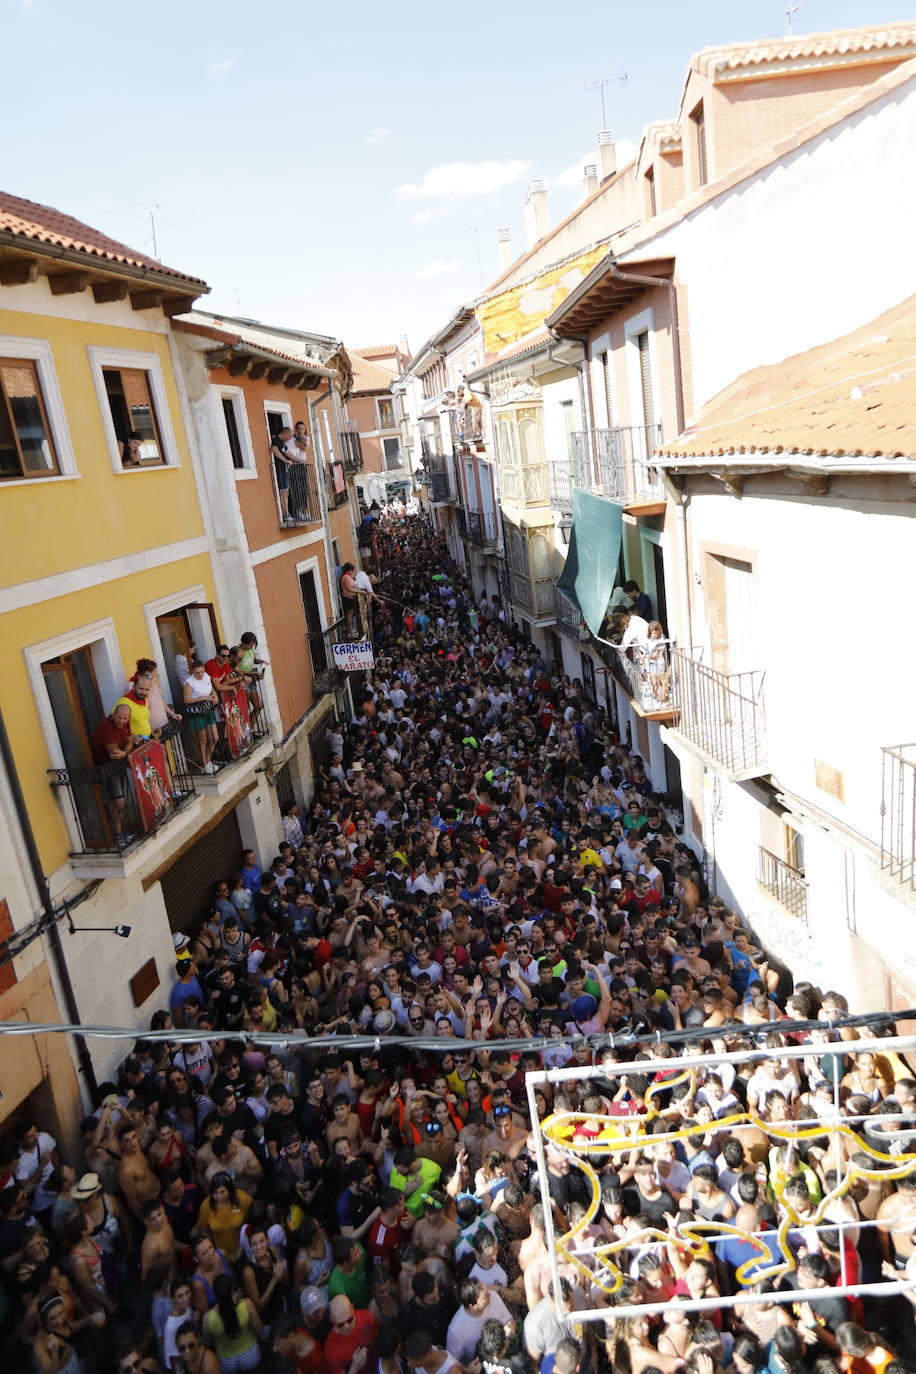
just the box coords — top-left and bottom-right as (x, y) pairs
(0, 709), (97, 1102)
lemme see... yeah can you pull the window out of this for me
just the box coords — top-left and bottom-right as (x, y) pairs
(691, 101), (708, 186)
(0, 358), (59, 479)
(89, 346), (179, 473)
(383, 437), (401, 470)
(636, 332), (655, 428)
(103, 367), (164, 465)
(561, 400), (576, 464)
(376, 397), (395, 430)
(645, 165), (657, 217)
(222, 398), (244, 469)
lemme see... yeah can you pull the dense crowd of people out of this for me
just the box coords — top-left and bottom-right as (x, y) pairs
(4, 514), (916, 1374)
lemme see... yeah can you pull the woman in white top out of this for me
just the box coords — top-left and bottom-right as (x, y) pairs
(182, 659), (219, 774)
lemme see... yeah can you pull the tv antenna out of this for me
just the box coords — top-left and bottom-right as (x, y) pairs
(565, 71), (627, 128)
(466, 222), (496, 286)
(785, 0), (807, 33)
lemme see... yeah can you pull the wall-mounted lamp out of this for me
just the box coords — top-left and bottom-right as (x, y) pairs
(558, 516), (573, 545)
(67, 920), (132, 938)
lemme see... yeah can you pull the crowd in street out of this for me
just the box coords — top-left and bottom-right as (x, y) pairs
(4, 514), (916, 1374)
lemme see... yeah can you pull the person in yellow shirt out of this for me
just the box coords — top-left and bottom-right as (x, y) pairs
(114, 674), (154, 738)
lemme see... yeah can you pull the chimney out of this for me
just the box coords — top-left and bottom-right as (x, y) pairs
(583, 163), (599, 198)
(597, 129), (616, 181)
(524, 179), (550, 247)
(498, 227), (513, 271)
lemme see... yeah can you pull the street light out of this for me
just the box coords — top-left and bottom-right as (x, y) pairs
(67, 920), (132, 938)
(558, 516), (573, 545)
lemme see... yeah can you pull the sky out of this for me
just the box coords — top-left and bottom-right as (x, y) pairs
(1, 0), (900, 353)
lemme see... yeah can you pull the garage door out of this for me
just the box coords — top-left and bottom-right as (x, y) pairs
(160, 810), (243, 935)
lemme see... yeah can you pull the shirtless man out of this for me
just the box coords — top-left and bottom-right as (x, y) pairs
(412, 1199), (460, 1262)
(327, 1096), (366, 1154)
(877, 1173), (916, 1270)
(117, 1123), (160, 1221)
(480, 1107), (529, 1163)
(140, 1196), (175, 1282)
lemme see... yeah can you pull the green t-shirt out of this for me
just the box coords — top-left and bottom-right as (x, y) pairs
(390, 1157), (442, 1217)
(328, 1245), (371, 1308)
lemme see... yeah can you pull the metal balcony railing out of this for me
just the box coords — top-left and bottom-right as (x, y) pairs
(569, 423), (664, 504)
(670, 647), (767, 776)
(455, 506), (468, 538)
(757, 845), (808, 923)
(547, 461), (574, 514)
(325, 461), (349, 509)
(272, 460), (322, 529)
(308, 618), (350, 694)
(591, 635), (676, 715)
(339, 431), (364, 473)
(420, 435), (444, 465)
(555, 589), (588, 640)
(881, 744), (916, 889)
(49, 721), (196, 857)
(449, 402), (484, 448)
(466, 510), (499, 547)
(178, 684), (271, 779)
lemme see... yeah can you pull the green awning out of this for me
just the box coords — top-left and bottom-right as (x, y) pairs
(556, 489), (623, 635)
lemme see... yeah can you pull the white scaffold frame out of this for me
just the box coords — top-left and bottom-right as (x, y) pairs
(525, 1030), (916, 1323)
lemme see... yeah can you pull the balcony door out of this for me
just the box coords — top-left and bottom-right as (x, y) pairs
(156, 604), (219, 708)
(41, 648), (105, 771)
(721, 556), (755, 674)
(300, 569), (327, 676)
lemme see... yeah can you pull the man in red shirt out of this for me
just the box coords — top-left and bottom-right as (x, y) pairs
(366, 1187), (412, 1274)
(91, 703), (138, 844)
(205, 644), (243, 698)
(324, 1295), (378, 1374)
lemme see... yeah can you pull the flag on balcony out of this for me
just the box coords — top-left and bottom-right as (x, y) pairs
(130, 739), (175, 831)
(556, 489), (623, 636)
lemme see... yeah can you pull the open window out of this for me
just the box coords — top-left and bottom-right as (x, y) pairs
(89, 346), (180, 472)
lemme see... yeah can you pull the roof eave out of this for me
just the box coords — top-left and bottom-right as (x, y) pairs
(0, 229), (208, 295)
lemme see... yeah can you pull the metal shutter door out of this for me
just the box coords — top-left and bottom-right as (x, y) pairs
(159, 809), (243, 935)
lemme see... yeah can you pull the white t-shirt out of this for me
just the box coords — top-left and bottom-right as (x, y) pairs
(447, 1291), (512, 1364)
(185, 672), (214, 701)
(16, 1132), (57, 1210)
(354, 571), (374, 593)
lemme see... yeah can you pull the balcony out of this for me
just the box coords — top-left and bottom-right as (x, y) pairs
(670, 647), (767, 778)
(509, 568), (556, 622)
(555, 589), (588, 640)
(881, 744), (916, 890)
(449, 402), (485, 449)
(50, 720), (197, 860)
(547, 461), (574, 514)
(466, 510), (500, 549)
(339, 431), (364, 473)
(589, 634), (677, 718)
(758, 845), (808, 923)
(273, 461), (322, 529)
(176, 685), (272, 789)
(427, 458), (456, 504)
(569, 424), (665, 507)
(455, 507), (468, 538)
(325, 461), (349, 510)
(308, 618), (350, 694)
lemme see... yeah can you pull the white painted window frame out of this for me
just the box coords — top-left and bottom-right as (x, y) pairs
(0, 333), (78, 482)
(263, 399), (293, 439)
(88, 345), (181, 474)
(25, 618), (125, 850)
(624, 307), (658, 430)
(215, 385), (257, 480)
(142, 584), (208, 703)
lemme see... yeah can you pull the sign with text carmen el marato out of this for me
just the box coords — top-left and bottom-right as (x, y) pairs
(332, 641), (375, 672)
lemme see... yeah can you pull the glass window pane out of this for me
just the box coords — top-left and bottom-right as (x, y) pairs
(121, 369), (162, 461)
(0, 362), (56, 474)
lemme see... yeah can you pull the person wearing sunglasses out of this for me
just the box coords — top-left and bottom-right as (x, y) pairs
(174, 1320), (219, 1373)
(114, 1342), (162, 1374)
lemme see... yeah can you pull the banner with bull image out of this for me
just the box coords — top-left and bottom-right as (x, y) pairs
(224, 686), (253, 759)
(130, 738), (175, 831)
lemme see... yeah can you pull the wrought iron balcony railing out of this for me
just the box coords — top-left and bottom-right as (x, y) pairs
(272, 460), (322, 529)
(325, 461), (349, 509)
(308, 618), (351, 694)
(49, 720), (197, 857)
(881, 744), (916, 889)
(177, 684), (271, 780)
(455, 507), (468, 538)
(670, 647), (767, 777)
(339, 431), (364, 473)
(757, 845), (808, 923)
(590, 635), (676, 715)
(466, 510), (499, 547)
(569, 423), (664, 504)
(547, 461), (574, 514)
(555, 589), (588, 640)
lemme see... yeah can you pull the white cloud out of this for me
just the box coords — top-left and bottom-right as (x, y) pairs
(413, 257), (464, 280)
(411, 206), (451, 226)
(368, 127), (391, 146)
(549, 138), (639, 189)
(398, 159), (528, 202)
(208, 57), (237, 75)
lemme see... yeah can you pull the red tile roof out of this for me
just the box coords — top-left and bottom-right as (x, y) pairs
(0, 191), (207, 287)
(352, 344), (399, 358)
(658, 295), (916, 462)
(349, 352), (398, 395)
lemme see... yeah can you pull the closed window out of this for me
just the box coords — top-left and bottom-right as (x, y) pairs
(383, 436), (401, 470)
(691, 101), (708, 186)
(222, 397), (245, 469)
(103, 366), (164, 465)
(0, 357), (58, 478)
(376, 397), (395, 429)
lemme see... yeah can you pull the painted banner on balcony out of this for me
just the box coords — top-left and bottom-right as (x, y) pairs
(332, 641), (375, 672)
(130, 739), (174, 831)
(224, 687), (253, 759)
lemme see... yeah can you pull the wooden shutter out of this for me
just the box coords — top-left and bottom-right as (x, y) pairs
(159, 809), (243, 934)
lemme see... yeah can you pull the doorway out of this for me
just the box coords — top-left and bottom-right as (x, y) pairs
(652, 543), (668, 635)
(300, 569), (326, 677)
(42, 649), (105, 770)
